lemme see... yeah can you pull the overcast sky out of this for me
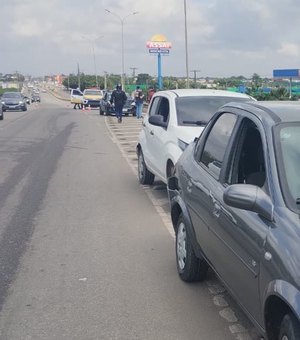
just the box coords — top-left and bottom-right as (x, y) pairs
(1, 0), (300, 78)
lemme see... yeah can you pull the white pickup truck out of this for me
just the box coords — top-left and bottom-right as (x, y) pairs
(70, 88), (104, 108)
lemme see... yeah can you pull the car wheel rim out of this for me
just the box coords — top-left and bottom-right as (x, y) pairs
(177, 222), (187, 270)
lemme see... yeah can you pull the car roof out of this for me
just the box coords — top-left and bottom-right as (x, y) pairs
(155, 89), (253, 99)
(222, 101), (300, 124)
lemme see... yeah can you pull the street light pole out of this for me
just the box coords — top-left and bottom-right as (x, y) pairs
(104, 71), (108, 90)
(82, 35), (103, 88)
(184, 0), (190, 89)
(105, 9), (138, 90)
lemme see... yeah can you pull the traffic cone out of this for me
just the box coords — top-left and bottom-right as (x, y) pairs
(82, 105), (85, 111)
(88, 105), (91, 111)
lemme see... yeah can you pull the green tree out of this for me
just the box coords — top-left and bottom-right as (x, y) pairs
(135, 73), (152, 86)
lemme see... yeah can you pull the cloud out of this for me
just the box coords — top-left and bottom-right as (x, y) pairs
(278, 43), (300, 57)
(1, 0), (300, 78)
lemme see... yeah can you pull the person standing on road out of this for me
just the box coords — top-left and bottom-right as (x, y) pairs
(134, 86), (145, 119)
(110, 84), (127, 123)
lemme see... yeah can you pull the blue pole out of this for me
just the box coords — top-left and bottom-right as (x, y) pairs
(158, 52), (162, 89)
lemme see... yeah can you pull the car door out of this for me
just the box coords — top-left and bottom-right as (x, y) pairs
(209, 117), (269, 322)
(185, 112), (238, 259)
(70, 89), (83, 103)
(143, 96), (170, 179)
(193, 114), (268, 322)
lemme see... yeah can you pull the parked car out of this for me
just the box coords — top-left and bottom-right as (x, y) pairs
(99, 91), (114, 115)
(99, 92), (136, 116)
(0, 102), (3, 120)
(137, 89), (254, 185)
(1, 92), (27, 111)
(167, 101), (300, 340)
(82, 88), (103, 108)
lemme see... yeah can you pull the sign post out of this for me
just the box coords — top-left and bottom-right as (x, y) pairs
(273, 69), (300, 98)
(146, 35), (172, 90)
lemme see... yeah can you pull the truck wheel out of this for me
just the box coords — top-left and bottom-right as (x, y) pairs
(176, 215), (208, 282)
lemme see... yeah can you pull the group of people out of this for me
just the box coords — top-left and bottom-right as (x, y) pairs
(110, 84), (155, 123)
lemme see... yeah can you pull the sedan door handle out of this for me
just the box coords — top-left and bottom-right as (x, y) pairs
(187, 180), (192, 193)
(221, 206), (237, 224)
(213, 202), (221, 218)
(209, 191), (216, 203)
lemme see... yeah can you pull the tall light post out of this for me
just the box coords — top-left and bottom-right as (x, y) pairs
(104, 71), (108, 90)
(82, 35), (103, 88)
(105, 9), (138, 90)
(184, 0), (190, 89)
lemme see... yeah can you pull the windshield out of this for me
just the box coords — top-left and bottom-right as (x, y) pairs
(2, 92), (22, 98)
(276, 123), (300, 210)
(175, 96), (251, 126)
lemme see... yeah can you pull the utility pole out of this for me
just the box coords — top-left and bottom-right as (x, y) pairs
(130, 67), (138, 78)
(77, 63), (81, 90)
(104, 71), (108, 90)
(190, 69), (201, 86)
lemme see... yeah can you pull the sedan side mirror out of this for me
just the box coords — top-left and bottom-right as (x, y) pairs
(223, 184), (274, 221)
(148, 115), (167, 128)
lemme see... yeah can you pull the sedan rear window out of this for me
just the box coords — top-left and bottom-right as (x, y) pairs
(175, 96), (250, 126)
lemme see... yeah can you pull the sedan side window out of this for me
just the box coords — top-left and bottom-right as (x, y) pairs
(200, 113), (237, 180)
(227, 119), (267, 190)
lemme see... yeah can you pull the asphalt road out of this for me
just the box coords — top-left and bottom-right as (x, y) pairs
(0, 93), (259, 339)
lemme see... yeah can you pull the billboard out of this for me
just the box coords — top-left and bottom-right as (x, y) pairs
(273, 69), (300, 78)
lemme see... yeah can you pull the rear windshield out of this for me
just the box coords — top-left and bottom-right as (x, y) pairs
(84, 90), (102, 96)
(175, 96), (251, 126)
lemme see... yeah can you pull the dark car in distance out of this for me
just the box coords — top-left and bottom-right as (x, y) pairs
(1, 92), (27, 111)
(99, 92), (135, 116)
(168, 101), (300, 339)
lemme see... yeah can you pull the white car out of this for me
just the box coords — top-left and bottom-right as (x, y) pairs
(137, 89), (255, 185)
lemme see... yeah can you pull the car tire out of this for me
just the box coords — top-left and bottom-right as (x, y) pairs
(167, 161), (175, 179)
(138, 149), (155, 185)
(176, 215), (208, 282)
(22, 107), (27, 111)
(0, 114), (3, 120)
(279, 313), (300, 340)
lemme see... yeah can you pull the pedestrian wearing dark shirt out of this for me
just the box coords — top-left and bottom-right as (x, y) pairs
(110, 84), (127, 123)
